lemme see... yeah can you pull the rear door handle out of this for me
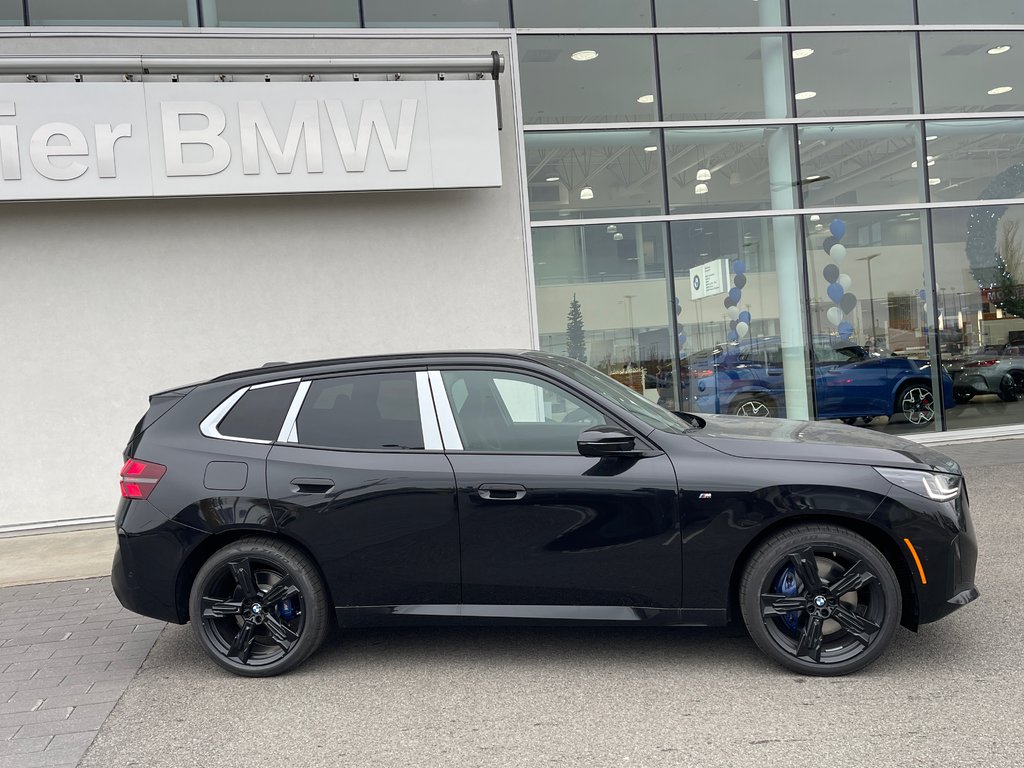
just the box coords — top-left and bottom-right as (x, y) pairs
(291, 477), (335, 494)
(478, 483), (527, 501)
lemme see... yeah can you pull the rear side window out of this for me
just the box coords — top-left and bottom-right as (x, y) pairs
(295, 372), (424, 450)
(217, 382), (299, 441)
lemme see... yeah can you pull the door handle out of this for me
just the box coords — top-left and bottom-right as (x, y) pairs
(291, 477), (335, 494)
(477, 483), (527, 501)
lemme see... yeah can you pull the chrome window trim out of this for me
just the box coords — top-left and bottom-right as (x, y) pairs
(278, 380), (311, 443)
(199, 378), (300, 444)
(427, 370), (463, 451)
(416, 372), (444, 451)
(251, 377), (300, 390)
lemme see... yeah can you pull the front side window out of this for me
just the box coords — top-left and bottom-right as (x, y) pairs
(295, 372), (424, 450)
(440, 370), (606, 453)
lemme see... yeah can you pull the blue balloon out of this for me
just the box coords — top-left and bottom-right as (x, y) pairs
(738, 310), (751, 324)
(729, 320), (738, 330)
(728, 287), (742, 303)
(822, 236), (838, 255)
(727, 330), (739, 342)
(827, 283), (845, 303)
(837, 320), (854, 336)
(917, 289), (927, 301)
(733, 259), (746, 275)
(674, 297), (682, 316)
(678, 333), (687, 346)
(829, 219), (847, 239)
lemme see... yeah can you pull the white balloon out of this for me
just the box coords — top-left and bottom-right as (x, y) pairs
(727, 305), (741, 320)
(838, 273), (852, 291)
(830, 243), (847, 262)
(735, 321), (750, 338)
(826, 306), (844, 326)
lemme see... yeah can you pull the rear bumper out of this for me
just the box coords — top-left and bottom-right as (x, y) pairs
(110, 515), (191, 624)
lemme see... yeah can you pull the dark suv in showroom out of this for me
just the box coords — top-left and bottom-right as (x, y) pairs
(113, 351), (977, 677)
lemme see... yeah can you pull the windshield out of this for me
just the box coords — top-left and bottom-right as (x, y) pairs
(526, 352), (693, 435)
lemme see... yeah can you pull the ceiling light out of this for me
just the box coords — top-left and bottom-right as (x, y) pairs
(694, 183), (709, 195)
(792, 48), (814, 59)
(545, 176), (560, 182)
(570, 49), (598, 62)
(636, 94), (655, 104)
(988, 45), (1012, 55)
(696, 168), (712, 181)
(795, 91), (817, 100)
(911, 156), (935, 168)
(929, 177), (941, 186)
(815, 224), (824, 231)
(613, 232), (624, 241)
(579, 186), (594, 200)
(988, 86), (1013, 95)
(809, 214), (821, 222)
(926, 135), (938, 141)
(644, 145), (659, 152)
(899, 212), (915, 217)
(606, 224), (618, 233)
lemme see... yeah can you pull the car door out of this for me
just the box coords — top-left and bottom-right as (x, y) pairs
(429, 366), (681, 613)
(266, 369), (460, 609)
(815, 344), (893, 418)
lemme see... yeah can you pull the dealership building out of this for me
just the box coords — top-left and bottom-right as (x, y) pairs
(1, 0), (1023, 532)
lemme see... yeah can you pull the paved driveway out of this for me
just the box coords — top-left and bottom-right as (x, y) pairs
(4, 440), (1023, 767)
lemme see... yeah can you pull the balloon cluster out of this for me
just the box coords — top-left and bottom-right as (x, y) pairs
(674, 297), (686, 349)
(821, 219), (857, 340)
(724, 259), (751, 343)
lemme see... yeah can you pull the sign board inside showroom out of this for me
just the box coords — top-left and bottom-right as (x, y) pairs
(0, 80), (501, 201)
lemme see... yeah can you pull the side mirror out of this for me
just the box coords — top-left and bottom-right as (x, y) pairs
(577, 426), (637, 457)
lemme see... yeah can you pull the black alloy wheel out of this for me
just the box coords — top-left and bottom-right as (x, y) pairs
(740, 524), (901, 676)
(998, 372), (1023, 403)
(730, 394), (776, 418)
(896, 383), (935, 426)
(189, 538), (330, 677)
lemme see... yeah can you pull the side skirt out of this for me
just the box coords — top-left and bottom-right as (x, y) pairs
(335, 604), (727, 628)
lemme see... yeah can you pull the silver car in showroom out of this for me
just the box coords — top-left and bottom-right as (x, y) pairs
(949, 343), (1024, 403)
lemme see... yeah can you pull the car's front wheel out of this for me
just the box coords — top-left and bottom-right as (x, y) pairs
(739, 524), (901, 676)
(189, 537), (330, 677)
(896, 383), (935, 425)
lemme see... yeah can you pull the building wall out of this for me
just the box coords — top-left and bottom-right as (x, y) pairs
(0, 33), (530, 530)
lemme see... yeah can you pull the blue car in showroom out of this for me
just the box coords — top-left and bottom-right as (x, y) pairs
(666, 337), (954, 427)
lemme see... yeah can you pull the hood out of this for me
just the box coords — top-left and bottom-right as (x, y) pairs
(688, 415), (961, 474)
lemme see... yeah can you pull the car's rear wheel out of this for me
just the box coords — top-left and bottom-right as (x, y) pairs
(896, 383), (935, 425)
(730, 394), (776, 418)
(998, 372), (1023, 403)
(189, 537), (330, 677)
(739, 524), (901, 676)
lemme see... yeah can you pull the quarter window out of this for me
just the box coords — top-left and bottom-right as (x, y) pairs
(217, 382), (299, 442)
(295, 372), (424, 450)
(440, 370), (606, 453)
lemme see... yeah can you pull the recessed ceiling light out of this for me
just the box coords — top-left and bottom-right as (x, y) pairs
(613, 232), (625, 241)
(792, 48), (814, 59)
(580, 186), (594, 200)
(815, 223), (824, 231)
(988, 45), (1012, 55)
(926, 135), (938, 141)
(644, 145), (658, 152)
(636, 94), (655, 104)
(795, 91), (817, 100)
(929, 177), (941, 186)
(988, 86), (1013, 95)
(545, 176), (560, 182)
(696, 168), (712, 181)
(694, 183), (709, 195)
(606, 224), (618, 233)
(570, 49), (598, 62)
(809, 214), (821, 222)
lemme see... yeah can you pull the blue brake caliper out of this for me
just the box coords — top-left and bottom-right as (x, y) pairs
(277, 599), (296, 622)
(773, 566), (800, 632)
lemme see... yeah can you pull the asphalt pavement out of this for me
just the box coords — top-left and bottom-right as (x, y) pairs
(73, 441), (1023, 768)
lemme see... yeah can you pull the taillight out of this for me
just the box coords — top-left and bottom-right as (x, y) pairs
(967, 359), (999, 368)
(695, 369), (715, 379)
(120, 458), (166, 500)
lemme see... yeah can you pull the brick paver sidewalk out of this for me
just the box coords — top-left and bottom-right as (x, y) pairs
(0, 577), (164, 768)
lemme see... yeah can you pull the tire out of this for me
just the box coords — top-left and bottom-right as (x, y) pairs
(739, 524), (901, 676)
(189, 537), (330, 677)
(997, 372), (1022, 403)
(729, 394), (776, 418)
(954, 391), (974, 405)
(896, 383), (935, 426)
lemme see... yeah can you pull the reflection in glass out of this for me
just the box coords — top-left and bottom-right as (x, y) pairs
(659, 35), (788, 122)
(921, 33), (1024, 114)
(654, 0), (784, 27)
(666, 126), (795, 214)
(918, 0), (1024, 24)
(925, 120), (1024, 203)
(363, 0), (509, 27)
(533, 223), (677, 408)
(670, 216), (810, 420)
(514, 0), (650, 27)
(788, 0), (912, 25)
(0, 0), (22, 23)
(525, 131), (664, 221)
(803, 210), (944, 434)
(519, 35), (657, 125)
(28, 0), (196, 25)
(201, 0), (358, 26)
(798, 123), (923, 209)
(791, 33), (917, 118)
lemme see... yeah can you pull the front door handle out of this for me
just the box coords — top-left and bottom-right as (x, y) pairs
(478, 483), (527, 501)
(291, 477), (335, 494)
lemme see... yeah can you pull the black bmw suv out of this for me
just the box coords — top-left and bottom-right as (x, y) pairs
(112, 351), (978, 677)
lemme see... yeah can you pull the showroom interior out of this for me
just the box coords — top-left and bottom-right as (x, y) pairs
(1, 0), (1023, 531)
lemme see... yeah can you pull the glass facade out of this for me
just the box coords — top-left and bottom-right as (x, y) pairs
(4, 1), (1024, 436)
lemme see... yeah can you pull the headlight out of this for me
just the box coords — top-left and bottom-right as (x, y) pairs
(874, 467), (961, 502)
